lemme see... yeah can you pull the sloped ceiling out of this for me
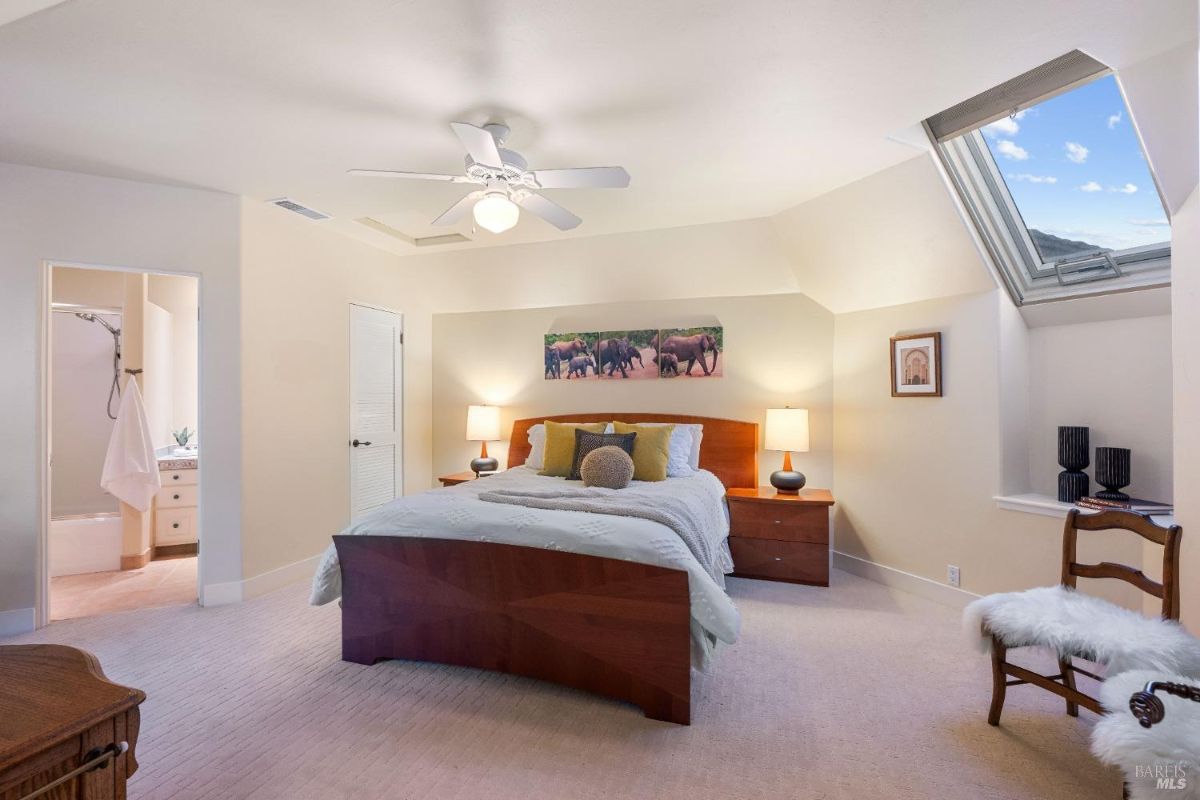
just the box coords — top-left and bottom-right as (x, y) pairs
(0, 0), (1194, 257)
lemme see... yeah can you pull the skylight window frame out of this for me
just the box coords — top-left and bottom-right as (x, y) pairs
(925, 63), (1172, 306)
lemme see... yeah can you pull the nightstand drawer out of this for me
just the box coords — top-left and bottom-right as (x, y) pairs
(729, 503), (827, 543)
(729, 536), (828, 586)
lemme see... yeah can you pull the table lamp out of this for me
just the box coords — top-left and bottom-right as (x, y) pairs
(765, 408), (809, 494)
(466, 405), (501, 476)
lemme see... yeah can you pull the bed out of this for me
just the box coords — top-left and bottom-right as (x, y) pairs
(311, 413), (759, 724)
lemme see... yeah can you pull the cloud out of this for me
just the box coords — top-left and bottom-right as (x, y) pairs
(1129, 218), (1169, 226)
(1107, 112), (1122, 129)
(1065, 142), (1089, 163)
(995, 140), (1029, 160)
(984, 117), (1020, 137)
(1111, 183), (1138, 194)
(1007, 173), (1057, 184)
(1079, 181), (1103, 192)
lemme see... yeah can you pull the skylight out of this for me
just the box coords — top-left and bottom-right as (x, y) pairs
(926, 52), (1171, 305)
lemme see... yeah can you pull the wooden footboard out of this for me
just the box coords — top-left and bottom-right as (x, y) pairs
(333, 536), (693, 724)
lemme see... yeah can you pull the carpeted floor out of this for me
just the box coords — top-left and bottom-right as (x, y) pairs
(5, 571), (1120, 799)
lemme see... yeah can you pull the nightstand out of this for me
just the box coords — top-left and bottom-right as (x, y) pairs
(726, 487), (835, 586)
(438, 471), (481, 487)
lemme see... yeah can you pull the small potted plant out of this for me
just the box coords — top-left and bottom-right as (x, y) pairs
(171, 427), (196, 455)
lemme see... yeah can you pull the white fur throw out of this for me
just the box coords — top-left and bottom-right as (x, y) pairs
(963, 586), (1200, 678)
(1091, 669), (1200, 800)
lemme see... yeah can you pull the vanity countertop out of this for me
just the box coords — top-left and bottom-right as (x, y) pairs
(158, 456), (197, 470)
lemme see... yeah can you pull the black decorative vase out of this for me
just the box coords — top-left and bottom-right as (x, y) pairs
(1095, 446), (1131, 502)
(1056, 426), (1090, 503)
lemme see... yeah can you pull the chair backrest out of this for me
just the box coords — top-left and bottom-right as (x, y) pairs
(1061, 509), (1183, 620)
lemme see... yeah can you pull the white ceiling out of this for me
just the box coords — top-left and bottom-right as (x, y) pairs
(0, 0), (1194, 255)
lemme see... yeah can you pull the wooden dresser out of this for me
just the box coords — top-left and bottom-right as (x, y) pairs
(0, 645), (144, 800)
(727, 487), (836, 586)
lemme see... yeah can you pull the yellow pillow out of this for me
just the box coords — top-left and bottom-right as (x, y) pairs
(612, 422), (674, 482)
(539, 421), (607, 477)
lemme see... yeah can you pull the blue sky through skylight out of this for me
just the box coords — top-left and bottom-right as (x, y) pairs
(979, 74), (1169, 256)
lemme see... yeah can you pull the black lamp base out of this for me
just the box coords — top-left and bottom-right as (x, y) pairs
(770, 470), (806, 495)
(470, 456), (499, 476)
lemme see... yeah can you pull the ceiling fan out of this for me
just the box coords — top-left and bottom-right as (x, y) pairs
(348, 122), (630, 234)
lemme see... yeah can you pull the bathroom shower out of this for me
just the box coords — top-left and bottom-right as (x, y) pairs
(74, 312), (122, 420)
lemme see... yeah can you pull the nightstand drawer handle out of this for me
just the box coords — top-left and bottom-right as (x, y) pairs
(773, 519), (782, 524)
(773, 557), (783, 561)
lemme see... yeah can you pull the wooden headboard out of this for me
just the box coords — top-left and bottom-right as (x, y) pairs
(508, 413), (759, 489)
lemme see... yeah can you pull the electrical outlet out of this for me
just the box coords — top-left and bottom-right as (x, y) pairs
(947, 565), (961, 588)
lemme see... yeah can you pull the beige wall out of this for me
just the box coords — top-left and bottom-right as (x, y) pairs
(148, 274), (200, 439)
(833, 290), (1144, 608)
(432, 293), (834, 488)
(238, 200), (437, 587)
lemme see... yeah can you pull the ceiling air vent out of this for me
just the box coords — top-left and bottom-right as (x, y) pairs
(268, 197), (331, 221)
(355, 217), (470, 247)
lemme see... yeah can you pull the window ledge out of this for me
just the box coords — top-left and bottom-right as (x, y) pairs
(994, 493), (1176, 525)
(994, 493), (1075, 518)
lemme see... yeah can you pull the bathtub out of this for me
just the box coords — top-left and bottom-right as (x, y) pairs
(49, 512), (123, 577)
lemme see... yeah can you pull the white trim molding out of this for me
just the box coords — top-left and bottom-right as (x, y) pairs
(833, 551), (980, 610)
(0, 607), (37, 638)
(201, 552), (322, 607)
(994, 493), (1076, 518)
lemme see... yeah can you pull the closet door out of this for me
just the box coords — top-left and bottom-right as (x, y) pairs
(349, 304), (403, 519)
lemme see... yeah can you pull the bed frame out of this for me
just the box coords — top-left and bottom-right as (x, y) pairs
(335, 413), (758, 725)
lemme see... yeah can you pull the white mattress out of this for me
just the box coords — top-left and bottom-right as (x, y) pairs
(310, 466), (741, 667)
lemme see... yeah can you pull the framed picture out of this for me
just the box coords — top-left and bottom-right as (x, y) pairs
(890, 332), (941, 397)
(656, 326), (723, 379)
(544, 332), (598, 380)
(596, 330), (658, 379)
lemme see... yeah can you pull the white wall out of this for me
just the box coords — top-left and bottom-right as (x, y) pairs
(432, 293), (834, 488)
(1027, 315), (1173, 501)
(49, 311), (120, 517)
(238, 200), (437, 589)
(0, 161), (243, 634)
(1172, 186), (1200, 631)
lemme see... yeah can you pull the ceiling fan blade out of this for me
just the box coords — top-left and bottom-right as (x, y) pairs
(531, 166), (631, 189)
(450, 122), (503, 169)
(347, 169), (469, 182)
(514, 191), (582, 231)
(432, 191), (484, 226)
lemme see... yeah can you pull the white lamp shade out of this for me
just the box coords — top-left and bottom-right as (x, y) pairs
(473, 194), (519, 233)
(466, 405), (502, 442)
(764, 408), (809, 452)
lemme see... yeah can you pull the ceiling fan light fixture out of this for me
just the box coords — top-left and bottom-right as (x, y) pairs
(473, 192), (519, 233)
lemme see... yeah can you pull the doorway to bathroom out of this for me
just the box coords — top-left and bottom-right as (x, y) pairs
(46, 264), (201, 620)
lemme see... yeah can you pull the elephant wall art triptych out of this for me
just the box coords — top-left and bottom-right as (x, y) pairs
(544, 326), (723, 381)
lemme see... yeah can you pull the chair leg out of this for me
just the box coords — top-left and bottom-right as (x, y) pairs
(1059, 655), (1079, 717)
(988, 634), (1008, 726)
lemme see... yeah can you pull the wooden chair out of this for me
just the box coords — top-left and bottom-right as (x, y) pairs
(983, 509), (1183, 726)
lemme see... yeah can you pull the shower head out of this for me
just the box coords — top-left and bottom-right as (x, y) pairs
(75, 311), (121, 337)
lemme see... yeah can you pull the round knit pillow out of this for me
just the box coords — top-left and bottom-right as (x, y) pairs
(580, 445), (635, 489)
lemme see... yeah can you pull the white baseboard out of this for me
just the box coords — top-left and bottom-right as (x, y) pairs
(833, 551), (980, 610)
(0, 607), (36, 638)
(200, 552), (321, 607)
(242, 553), (322, 600)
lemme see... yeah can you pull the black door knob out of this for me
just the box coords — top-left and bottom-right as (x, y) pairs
(351, 439), (373, 447)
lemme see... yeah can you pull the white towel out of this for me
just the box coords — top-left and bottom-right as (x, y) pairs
(100, 376), (161, 511)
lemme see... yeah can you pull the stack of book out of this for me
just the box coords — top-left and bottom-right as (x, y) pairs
(1075, 496), (1174, 516)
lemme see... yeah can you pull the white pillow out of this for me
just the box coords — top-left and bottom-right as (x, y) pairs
(618, 422), (701, 477)
(689, 427), (704, 469)
(526, 424), (546, 470)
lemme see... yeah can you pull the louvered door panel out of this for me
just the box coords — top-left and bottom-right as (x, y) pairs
(350, 305), (403, 519)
